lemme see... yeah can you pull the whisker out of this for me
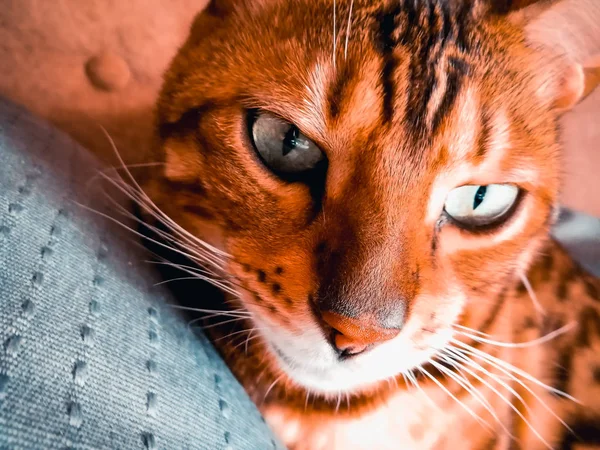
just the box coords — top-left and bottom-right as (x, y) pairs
(428, 358), (504, 430)
(167, 302), (249, 316)
(97, 173), (227, 268)
(520, 273), (546, 316)
(438, 351), (524, 439)
(442, 351), (562, 449)
(91, 177), (226, 271)
(452, 322), (576, 349)
(198, 317), (252, 330)
(451, 339), (579, 403)
(419, 365), (491, 431)
(231, 331), (262, 352)
(213, 327), (268, 343)
(97, 125), (230, 259)
(335, 391), (342, 414)
(74, 201), (221, 274)
(263, 374), (285, 402)
(333, 0), (337, 69)
(405, 370), (441, 413)
(86, 162), (164, 192)
(344, 0), (354, 60)
(446, 345), (574, 432)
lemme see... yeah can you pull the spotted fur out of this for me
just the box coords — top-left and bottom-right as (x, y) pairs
(140, 0), (600, 448)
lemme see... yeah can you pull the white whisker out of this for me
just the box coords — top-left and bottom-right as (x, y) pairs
(520, 273), (546, 316)
(333, 0), (337, 69)
(97, 171), (227, 268)
(344, 0), (354, 60)
(264, 374), (284, 402)
(428, 358), (504, 430)
(446, 345), (574, 432)
(335, 391), (342, 414)
(453, 322), (576, 349)
(167, 303), (250, 317)
(451, 339), (579, 403)
(97, 125), (230, 259)
(406, 369), (442, 413)
(419, 365), (491, 430)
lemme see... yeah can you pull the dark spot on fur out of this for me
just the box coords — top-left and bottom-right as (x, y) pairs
(272, 283), (281, 294)
(285, 298), (293, 307)
(541, 314), (565, 335)
(593, 366), (600, 383)
(182, 204), (214, 220)
(584, 278), (600, 301)
(257, 270), (266, 283)
(523, 316), (537, 330)
(316, 241), (327, 254)
(557, 281), (568, 302)
(241, 263), (251, 272)
(478, 289), (507, 335)
(253, 293), (262, 304)
(275, 267), (284, 275)
(557, 267), (578, 302)
(552, 349), (573, 397)
(280, 317), (291, 326)
(268, 305), (277, 313)
(558, 416), (600, 449)
(413, 266), (420, 282)
(516, 281), (528, 295)
(576, 307), (600, 348)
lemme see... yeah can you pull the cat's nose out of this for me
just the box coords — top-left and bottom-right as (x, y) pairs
(320, 310), (402, 357)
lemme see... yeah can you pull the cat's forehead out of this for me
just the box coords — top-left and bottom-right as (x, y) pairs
(246, 1), (517, 150)
(161, 0), (537, 155)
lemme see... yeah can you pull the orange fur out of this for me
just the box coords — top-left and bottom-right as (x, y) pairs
(141, 0), (600, 448)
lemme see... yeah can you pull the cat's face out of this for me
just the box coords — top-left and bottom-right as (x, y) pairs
(145, 0), (575, 395)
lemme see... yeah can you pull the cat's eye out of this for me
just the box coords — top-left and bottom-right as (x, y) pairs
(250, 112), (324, 176)
(444, 184), (519, 228)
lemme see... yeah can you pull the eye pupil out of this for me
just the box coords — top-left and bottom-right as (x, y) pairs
(473, 186), (487, 210)
(282, 126), (299, 156)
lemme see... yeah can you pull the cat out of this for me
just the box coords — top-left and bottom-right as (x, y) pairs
(139, 0), (600, 448)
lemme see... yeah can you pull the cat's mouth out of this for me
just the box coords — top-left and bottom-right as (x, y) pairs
(252, 311), (455, 395)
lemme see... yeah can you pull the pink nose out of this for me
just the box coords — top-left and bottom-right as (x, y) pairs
(320, 310), (401, 356)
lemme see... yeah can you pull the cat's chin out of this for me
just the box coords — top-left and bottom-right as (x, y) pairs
(267, 340), (381, 395)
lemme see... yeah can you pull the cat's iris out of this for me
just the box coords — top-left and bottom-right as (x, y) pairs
(249, 111), (324, 175)
(444, 184), (519, 228)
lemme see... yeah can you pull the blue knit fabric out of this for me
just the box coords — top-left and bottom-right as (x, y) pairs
(0, 98), (282, 450)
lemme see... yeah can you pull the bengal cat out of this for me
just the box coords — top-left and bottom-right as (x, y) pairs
(138, 0), (600, 448)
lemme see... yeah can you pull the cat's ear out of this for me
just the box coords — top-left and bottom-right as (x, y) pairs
(203, 0), (243, 17)
(507, 0), (600, 113)
(202, 0), (269, 17)
(190, 0), (267, 40)
(550, 56), (600, 112)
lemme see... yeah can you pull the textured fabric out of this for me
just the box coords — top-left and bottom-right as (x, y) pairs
(0, 98), (282, 450)
(553, 209), (600, 276)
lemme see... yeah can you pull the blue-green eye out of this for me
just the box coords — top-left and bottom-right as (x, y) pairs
(250, 112), (324, 175)
(444, 184), (519, 227)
